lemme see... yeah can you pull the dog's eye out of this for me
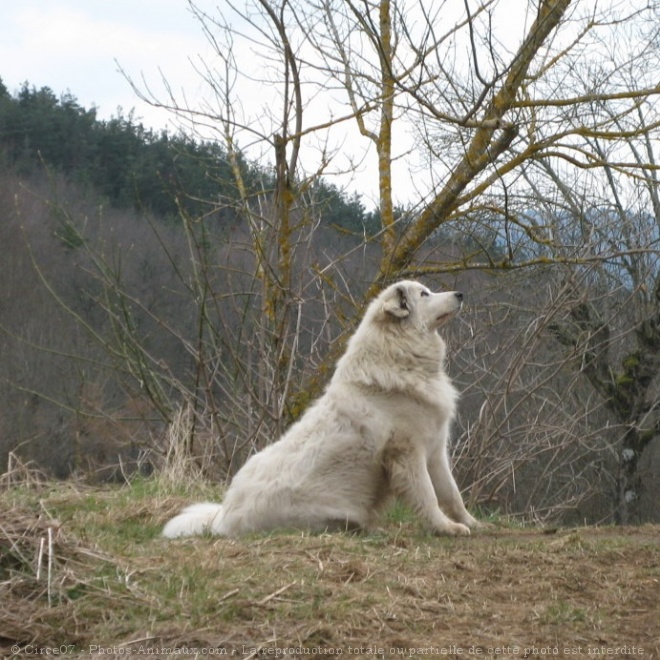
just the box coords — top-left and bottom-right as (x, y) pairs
(420, 290), (430, 297)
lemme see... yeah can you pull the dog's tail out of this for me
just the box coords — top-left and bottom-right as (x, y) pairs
(162, 502), (225, 538)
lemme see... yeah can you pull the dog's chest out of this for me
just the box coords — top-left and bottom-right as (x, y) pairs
(381, 388), (453, 436)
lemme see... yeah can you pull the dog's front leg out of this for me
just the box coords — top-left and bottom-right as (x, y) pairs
(427, 446), (480, 529)
(382, 441), (470, 536)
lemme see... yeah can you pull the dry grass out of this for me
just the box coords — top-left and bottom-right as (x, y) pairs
(1, 465), (658, 658)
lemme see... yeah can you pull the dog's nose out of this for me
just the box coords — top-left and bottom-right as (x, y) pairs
(455, 292), (464, 303)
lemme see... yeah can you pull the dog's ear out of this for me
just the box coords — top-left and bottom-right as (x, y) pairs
(382, 286), (410, 319)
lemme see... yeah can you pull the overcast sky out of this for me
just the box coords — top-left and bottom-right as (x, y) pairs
(0, 0), (215, 131)
(0, 0), (386, 200)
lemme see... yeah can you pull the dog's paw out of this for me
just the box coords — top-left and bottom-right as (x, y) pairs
(451, 522), (471, 536)
(467, 519), (496, 533)
(435, 522), (471, 536)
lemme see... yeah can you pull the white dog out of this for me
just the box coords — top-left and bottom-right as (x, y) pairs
(163, 280), (479, 538)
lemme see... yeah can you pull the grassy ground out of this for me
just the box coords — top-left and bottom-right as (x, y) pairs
(1, 474), (658, 659)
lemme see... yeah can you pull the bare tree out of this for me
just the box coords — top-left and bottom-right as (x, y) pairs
(279, 1), (659, 281)
(540, 136), (660, 524)
(445, 267), (616, 523)
(143, 3), (660, 316)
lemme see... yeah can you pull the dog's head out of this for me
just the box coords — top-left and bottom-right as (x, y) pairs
(337, 280), (463, 381)
(379, 280), (464, 330)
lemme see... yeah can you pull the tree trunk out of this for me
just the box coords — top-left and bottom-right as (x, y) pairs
(616, 427), (646, 525)
(551, 300), (659, 525)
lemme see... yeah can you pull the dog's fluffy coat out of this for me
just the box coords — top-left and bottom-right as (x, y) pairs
(163, 280), (478, 538)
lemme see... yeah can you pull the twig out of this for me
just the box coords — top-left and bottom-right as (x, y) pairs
(256, 581), (297, 606)
(47, 526), (54, 607)
(218, 587), (240, 603)
(36, 537), (45, 581)
(119, 634), (158, 649)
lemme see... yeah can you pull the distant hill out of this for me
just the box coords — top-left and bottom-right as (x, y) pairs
(0, 77), (373, 232)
